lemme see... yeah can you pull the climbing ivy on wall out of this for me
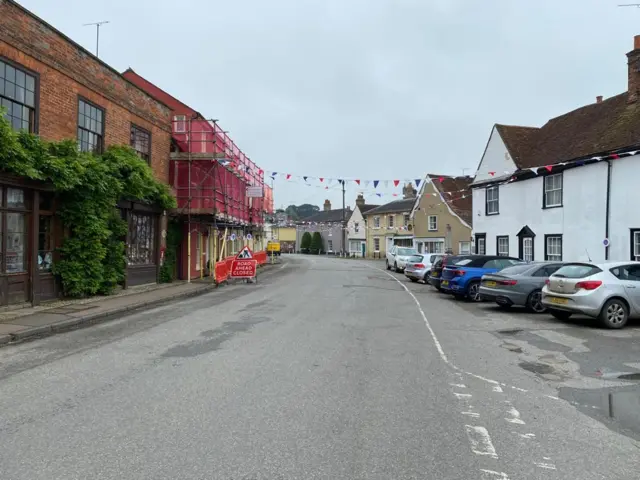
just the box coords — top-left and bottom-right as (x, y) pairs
(159, 219), (182, 283)
(0, 113), (176, 297)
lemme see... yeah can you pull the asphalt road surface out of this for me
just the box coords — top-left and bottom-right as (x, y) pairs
(1, 255), (639, 479)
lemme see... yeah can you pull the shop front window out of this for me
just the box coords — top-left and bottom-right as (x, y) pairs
(2, 187), (28, 274)
(127, 213), (155, 265)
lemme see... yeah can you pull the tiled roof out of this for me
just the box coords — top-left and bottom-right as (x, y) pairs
(301, 208), (350, 223)
(428, 174), (473, 226)
(359, 204), (379, 214)
(496, 93), (640, 169)
(365, 198), (416, 215)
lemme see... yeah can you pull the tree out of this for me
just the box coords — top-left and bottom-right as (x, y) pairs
(310, 232), (323, 254)
(300, 232), (312, 252)
(285, 203), (320, 221)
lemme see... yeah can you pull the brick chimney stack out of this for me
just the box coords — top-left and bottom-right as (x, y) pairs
(402, 183), (417, 199)
(627, 35), (640, 103)
(596, 95), (603, 104)
(355, 194), (365, 209)
(323, 199), (331, 211)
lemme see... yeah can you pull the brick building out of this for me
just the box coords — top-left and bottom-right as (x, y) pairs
(0, 0), (173, 304)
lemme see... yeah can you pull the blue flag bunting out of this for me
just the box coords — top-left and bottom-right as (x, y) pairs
(373, 180), (379, 188)
(376, 193), (382, 197)
(415, 179), (421, 188)
(303, 176), (308, 182)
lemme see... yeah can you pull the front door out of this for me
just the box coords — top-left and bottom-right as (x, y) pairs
(361, 242), (365, 257)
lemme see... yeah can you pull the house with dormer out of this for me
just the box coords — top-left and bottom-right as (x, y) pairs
(471, 35), (640, 264)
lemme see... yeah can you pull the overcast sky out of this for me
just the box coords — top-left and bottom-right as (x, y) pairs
(19, 0), (640, 210)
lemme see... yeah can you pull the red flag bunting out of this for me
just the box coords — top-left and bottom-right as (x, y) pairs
(258, 169), (263, 175)
(439, 177), (444, 182)
(393, 180), (400, 187)
(319, 178), (324, 182)
(610, 153), (620, 159)
(488, 171), (495, 176)
(286, 174), (291, 180)
(355, 179), (360, 185)
(544, 165), (553, 172)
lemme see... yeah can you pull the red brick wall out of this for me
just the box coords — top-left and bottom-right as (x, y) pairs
(0, 0), (172, 184)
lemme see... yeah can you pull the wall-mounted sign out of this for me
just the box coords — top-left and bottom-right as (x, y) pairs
(247, 186), (264, 198)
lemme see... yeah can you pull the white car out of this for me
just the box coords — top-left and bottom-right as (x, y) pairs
(386, 246), (419, 272)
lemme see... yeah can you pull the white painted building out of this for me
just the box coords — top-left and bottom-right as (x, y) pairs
(471, 33), (640, 264)
(346, 195), (379, 257)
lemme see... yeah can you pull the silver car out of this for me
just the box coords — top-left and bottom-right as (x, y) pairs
(404, 255), (430, 283)
(387, 247), (419, 272)
(480, 262), (564, 312)
(541, 261), (640, 328)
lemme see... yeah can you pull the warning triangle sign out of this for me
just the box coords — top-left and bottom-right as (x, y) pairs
(235, 246), (253, 259)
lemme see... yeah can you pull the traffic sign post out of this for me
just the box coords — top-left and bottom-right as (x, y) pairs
(230, 246), (257, 282)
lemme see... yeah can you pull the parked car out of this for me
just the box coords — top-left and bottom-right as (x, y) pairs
(423, 254), (442, 272)
(479, 262), (564, 312)
(428, 255), (465, 291)
(404, 255), (430, 283)
(541, 261), (640, 329)
(386, 246), (418, 272)
(440, 255), (524, 301)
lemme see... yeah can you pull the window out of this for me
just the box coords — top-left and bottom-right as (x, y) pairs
(327, 240), (333, 251)
(130, 124), (151, 163)
(1, 59), (37, 132)
(173, 115), (186, 133)
(404, 214), (410, 226)
(485, 186), (499, 215)
(374, 237), (380, 252)
(631, 229), (640, 261)
(459, 241), (471, 255)
(77, 99), (104, 153)
(424, 239), (444, 254)
(417, 242), (423, 253)
(38, 192), (54, 272)
(428, 215), (438, 231)
(543, 173), (563, 208)
(127, 213), (155, 265)
(497, 236), (509, 256)
(522, 237), (533, 262)
(475, 233), (486, 254)
(545, 235), (562, 261)
(611, 264), (640, 281)
(388, 215), (394, 228)
(0, 188), (29, 274)
(373, 216), (380, 228)
(195, 232), (201, 271)
(354, 222), (359, 233)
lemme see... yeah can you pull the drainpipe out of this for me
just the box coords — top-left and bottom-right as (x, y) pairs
(605, 159), (612, 261)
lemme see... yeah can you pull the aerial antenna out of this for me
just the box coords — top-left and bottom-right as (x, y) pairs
(461, 168), (471, 176)
(585, 248), (592, 262)
(618, 4), (640, 7)
(83, 20), (110, 58)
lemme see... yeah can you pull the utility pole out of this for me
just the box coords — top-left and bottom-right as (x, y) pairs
(83, 20), (110, 58)
(341, 179), (346, 257)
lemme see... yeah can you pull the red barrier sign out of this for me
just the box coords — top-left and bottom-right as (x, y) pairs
(230, 259), (257, 278)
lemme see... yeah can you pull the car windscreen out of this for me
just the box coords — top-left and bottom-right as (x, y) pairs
(397, 248), (417, 256)
(500, 264), (533, 275)
(450, 256), (471, 265)
(407, 255), (423, 263)
(429, 255), (438, 263)
(552, 264), (602, 279)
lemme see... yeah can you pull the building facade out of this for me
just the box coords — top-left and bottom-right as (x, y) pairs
(411, 175), (472, 255)
(346, 194), (378, 257)
(363, 185), (416, 258)
(472, 34), (640, 264)
(295, 200), (350, 253)
(0, 0), (172, 304)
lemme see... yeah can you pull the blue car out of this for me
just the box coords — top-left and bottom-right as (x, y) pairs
(440, 255), (524, 302)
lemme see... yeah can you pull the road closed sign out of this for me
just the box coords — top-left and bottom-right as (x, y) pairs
(230, 259), (257, 278)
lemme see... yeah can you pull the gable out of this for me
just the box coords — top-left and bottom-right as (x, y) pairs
(348, 206), (364, 225)
(473, 125), (519, 182)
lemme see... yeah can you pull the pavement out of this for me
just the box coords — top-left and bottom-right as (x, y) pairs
(0, 255), (638, 479)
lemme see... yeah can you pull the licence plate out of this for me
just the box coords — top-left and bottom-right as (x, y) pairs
(485, 281), (497, 287)
(441, 280), (449, 286)
(549, 297), (569, 305)
(432, 272), (439, 277)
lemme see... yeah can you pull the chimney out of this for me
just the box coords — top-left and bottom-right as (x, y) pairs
(355, 194), (365, 209)
(627, 35), (640, 103)
(323, 199), (331, 211)
(596, 95), (603, 104)
(402, 183), (417, 199)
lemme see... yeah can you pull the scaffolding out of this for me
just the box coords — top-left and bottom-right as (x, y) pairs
(169, 115), (268, 281)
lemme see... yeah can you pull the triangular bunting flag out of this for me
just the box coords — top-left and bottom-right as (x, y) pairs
(376, 193), (382, 197)
(610, 153), (620, 160)
(258, 169), (263, 175)
(364, 180), (371, 187)
(373, 180), (379, 188)
(544, 165), (553, 172)
(286, 174), (291, 180)
(393, 180), (400, 187)
(488, 171), (495, 176)
(355, 179), (360, 185)
(415, 179), (421, 188)
(303, 176), (308, 182)
(384, 180), (389, 188)
(438, 177), (444, 183)
(392, 193), (398, 197)
(528, 167), (538, 175)
(319, 178), (324, 182)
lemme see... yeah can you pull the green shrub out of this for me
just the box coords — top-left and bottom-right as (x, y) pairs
(300, 231), (312, 251)
(310, 231), (323, 254)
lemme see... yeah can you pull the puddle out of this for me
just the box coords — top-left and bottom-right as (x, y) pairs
(519, 361), (555, 375)
(559, 386), (640, 440)
(161, 316), (271, 358)
(498, 329), (524, 335)
(617, 373), (640, 381)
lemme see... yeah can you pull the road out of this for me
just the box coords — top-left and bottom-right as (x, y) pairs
(0, 255), (639, 479)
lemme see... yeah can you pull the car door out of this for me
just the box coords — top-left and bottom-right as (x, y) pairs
(621, 264), (640, 314)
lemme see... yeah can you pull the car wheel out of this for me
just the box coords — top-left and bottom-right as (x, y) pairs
(386, 260), (390, 270)
(409, 278), (418, 282)
(394, 262), (398, 272)
(526, 290), (546, 313)
(599, 298), (629, 329)
(423, 274), (429, 284)
(498, 304), (511, 310)
(549, 309), (572, 321)
(467, 281), (482, 302)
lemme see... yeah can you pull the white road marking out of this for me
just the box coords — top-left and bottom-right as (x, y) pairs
(465, 425), (498, 458)
(480, 469), (510, 480)
(462, 411), (480, 418)
(279, 263), (287, 270)
(544, 395), (559, 400)
(454, 392), (472, 399)
(492, 386), (503, 393)
(450, 383), (467, 388)
(505, 406), (526, 425)
(535, 462), (557, 470)
(369, 266), (533, 394)
(515, 432), (536, 439)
